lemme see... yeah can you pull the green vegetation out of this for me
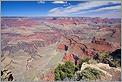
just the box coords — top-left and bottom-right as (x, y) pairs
(77, 57), (90, 70)
(55, 61), (75, 80)
(98, 52), (109, 63)
(55, 49), (121, 81)
(54, 58), (103, 81)
(80, 67), (103, 80)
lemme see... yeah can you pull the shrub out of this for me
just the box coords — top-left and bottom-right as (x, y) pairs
(80, 67), (103, 81)
(55, 61), (75, 81)
(78, 57), (90, 70)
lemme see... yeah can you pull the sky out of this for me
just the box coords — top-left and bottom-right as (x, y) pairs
(1, 1), (121, 18)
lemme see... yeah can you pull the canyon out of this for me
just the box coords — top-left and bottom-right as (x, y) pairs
(1, 17), (121, 81)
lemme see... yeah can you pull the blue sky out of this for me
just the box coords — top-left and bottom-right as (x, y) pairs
(1, 1), (121, 18)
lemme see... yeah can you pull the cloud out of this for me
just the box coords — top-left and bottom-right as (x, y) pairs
(48, 1), (121, 17)
(52, 1), (67, 4)
(49, 7), (62, 13)
(37, 1), (45, 4)
(74, 4), (121, 15)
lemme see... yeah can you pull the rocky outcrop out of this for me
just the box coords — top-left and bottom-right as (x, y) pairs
(79, 63), (121, 81)
(1, 69), (14, 81)
(57, 36), (97, 64)
(91, 37), (111, 46)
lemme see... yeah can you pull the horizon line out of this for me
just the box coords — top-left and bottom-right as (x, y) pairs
(1, 16), (121, 19)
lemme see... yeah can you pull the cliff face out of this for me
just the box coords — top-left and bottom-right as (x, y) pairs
(57, 36), (97, 64)
(87, 37), (114, 52)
